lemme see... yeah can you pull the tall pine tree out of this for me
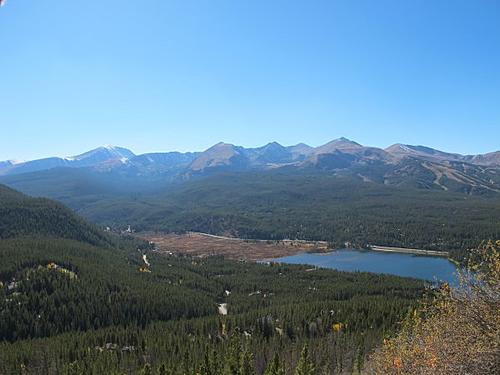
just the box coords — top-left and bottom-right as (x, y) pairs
(264, 353), (285, 375)
(239, 348), (255, 375)
(294, 345), (316, 375)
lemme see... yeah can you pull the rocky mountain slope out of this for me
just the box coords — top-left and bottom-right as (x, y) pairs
(1, 139), (499, 195)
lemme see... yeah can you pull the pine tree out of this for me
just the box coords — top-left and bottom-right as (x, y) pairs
(264, 353), (285, 375)
(158, 364), (167, 375)
(224, 338), (242, 375)
(239, 349), (255, 375)
(139, 363), (152, 375)
(200, 346), (213, 375)
(294, 345), (316, 375)
(210, 349), (222, 375)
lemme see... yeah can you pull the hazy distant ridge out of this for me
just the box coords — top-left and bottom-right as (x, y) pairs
(1, 138), (500, 195)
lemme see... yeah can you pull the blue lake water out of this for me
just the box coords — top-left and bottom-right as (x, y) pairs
(273, 249), (460, 285)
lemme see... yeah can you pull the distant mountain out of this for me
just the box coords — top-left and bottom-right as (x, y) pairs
(0, 146), (135, 176)
(245, 142), (293, 165)
(188, 142), (249, 172)
(185, 141), (321, 173)
(288, 143), (315, 160)
(465, 151), (500, 166)
(314, 137), (363, 154)
(385, 144), (464, 162)
(304, 138), (395, 170)
(68, 146), (135, 168)
(0, 160), (13, 169)
(126, 152), (200, 175)
(1, 139), (499, 195)
(1, 157), (70, 176)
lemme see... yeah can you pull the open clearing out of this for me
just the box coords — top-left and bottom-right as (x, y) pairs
(140, 232), (330, 261)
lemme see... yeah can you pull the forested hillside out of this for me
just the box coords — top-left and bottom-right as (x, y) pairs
(73, 171), (500, 260)
(0, 185), (425, 374)
(0, 185), (109, 246)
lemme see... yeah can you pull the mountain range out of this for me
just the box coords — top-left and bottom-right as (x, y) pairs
(1, 138), (500, 255)
(2, 138), (500, 195)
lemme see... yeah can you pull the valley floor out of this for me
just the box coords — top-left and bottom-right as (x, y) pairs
(140, 232), (452, 261)
(139, 232), (330, 261)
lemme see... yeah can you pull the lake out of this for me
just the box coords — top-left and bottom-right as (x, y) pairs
(273, 249), (460, 285)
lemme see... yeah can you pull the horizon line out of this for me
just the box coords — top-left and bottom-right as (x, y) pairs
(2, 137), (499, 163)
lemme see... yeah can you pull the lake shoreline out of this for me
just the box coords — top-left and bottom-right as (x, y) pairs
(367, 245), (449, 257)
(271, 249), (459, 285)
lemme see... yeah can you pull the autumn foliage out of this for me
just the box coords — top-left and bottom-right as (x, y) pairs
(369, 240), (500, 374)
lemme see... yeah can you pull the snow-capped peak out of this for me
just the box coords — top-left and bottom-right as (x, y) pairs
(65, 146), (135, 165)
(9, 159), (25, 165)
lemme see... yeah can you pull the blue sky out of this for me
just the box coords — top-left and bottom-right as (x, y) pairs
(0, 0), (499, 160)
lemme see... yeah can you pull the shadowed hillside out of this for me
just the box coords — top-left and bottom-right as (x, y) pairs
(0, 184), (110, 246)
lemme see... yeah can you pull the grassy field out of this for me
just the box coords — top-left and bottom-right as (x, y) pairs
(141, 232), (330, 261)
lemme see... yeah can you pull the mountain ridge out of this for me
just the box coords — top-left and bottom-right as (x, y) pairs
(1, 139), (500, 195)
(3, 139), (498, 171)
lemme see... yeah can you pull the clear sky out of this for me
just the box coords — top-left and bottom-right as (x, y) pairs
(1, 0), (499, 160)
